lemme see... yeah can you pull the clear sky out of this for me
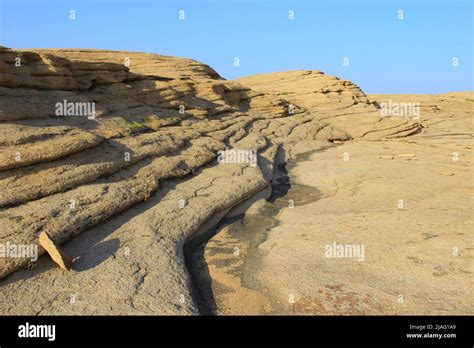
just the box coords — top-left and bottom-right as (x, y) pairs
(0, 0), (472, 94)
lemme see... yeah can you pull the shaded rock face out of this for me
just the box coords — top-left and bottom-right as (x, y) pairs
(0, 47), (421, 314)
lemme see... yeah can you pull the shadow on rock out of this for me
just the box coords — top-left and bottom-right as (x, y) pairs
(73, 238), (120, 272)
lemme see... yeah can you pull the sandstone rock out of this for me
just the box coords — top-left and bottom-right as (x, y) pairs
(38, 231), (73, 271)
(0, 47), (466, 316)
(192, 93), (473, 315)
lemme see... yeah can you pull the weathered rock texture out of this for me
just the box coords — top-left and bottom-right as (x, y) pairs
(0, 46), (444, 315)
(195, 92), (474, 315)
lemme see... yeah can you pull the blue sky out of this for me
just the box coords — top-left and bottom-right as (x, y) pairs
(0, 0), (472, 93)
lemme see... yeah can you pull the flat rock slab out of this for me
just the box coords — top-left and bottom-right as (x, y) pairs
(196, 95), (474, 315)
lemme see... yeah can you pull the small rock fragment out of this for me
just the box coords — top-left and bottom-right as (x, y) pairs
(379, 155), (394, 159)
(38, 231), (73, 271)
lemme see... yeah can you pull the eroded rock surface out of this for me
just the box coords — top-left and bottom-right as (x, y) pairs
(0, 47), (441, 315)
(195, 93), (473, 315)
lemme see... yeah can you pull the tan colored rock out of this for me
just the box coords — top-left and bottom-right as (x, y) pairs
(195, 93), (473, 315)
(38, 231), (72, 271)
(0, 47), (469, 316)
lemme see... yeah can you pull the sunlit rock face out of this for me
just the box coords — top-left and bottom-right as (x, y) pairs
(12, 47), (474, 316)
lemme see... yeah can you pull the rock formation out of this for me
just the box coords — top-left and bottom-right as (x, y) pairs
(3, 46), (468, 316)
(194, 90), (474, 315)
